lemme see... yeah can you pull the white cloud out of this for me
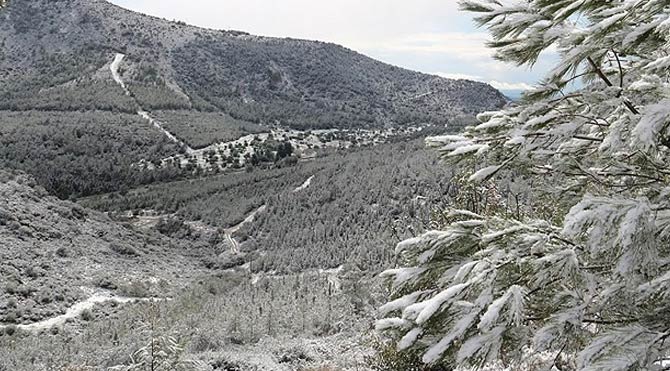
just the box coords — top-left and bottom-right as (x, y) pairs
(350, 32), (493, 60)
(488, 80), (534, 91)
(433, 72), (482, 81)
(434, 72), (533, 91)
(112, 0), (463, 44)
(110, 0), (546, 88)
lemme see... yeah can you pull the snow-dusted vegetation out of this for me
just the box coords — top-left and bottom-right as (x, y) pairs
(378, 1), (670, 370)
(151, 126), (426, 172)
(3, 0), (669, 369)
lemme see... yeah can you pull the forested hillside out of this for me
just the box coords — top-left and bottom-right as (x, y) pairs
(245, 142), (456, 272)
(0, 0), (506, 200)
(0, 0), (506, 130)
(82, 141), (458, 273)
(0, 167), (379, 368)
(0, 111), (182, 198)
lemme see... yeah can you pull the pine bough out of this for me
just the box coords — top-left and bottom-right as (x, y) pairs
(378, 1), (670, 370)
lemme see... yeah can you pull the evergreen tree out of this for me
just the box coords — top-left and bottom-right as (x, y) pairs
(378, 1), (670, 370)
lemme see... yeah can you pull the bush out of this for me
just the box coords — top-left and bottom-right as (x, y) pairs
(300, 367), (342, 371)
(39, 293), (52, 304)
(56, 246), (68, 257)
(211, 359), (243, 371)
(4, 282), (17, 294)
(16, 285), (36, 298)
(4, 325), (18, 336)
(276, 345), (313, 364)
(0, 207), (12, 225)
(109, 242), (138, 256)
(190, 332), (223, 353)
(4, 310), (18, 324)
(156, 217), (192, 239)
(80, 309), (94, 321)
(96, 277), (118, 290)
(117, 280), (150, 298)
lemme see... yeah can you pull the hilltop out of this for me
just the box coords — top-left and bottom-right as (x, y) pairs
(0, 0), (506, 131)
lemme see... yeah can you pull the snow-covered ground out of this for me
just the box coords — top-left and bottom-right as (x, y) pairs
(193, 334), (373, 371)
(0, 290), (160, 332)
(226, 205), (267, 235)
(110, 53), (129, 95)
(108, 54), (193, 152)
(293, 175), (314, 192)
(151, 126), (425, 171)
(137, 110), (193, 152)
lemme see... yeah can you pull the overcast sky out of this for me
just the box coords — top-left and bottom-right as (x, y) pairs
(109, 0), (554, 93)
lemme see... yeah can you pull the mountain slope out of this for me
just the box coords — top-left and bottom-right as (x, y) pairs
(0, 169), (208, 326)
(0, 0), (507, 200)
(0, 0), (507, 131)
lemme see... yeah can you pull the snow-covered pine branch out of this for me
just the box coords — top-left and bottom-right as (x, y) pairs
(378, 0), (670, 369)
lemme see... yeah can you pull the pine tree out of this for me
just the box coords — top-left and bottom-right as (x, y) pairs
(378, 1), (670, 370)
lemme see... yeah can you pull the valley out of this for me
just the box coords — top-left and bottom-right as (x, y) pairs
(0, 0), (664, 369)
(0, 0), (508, 370)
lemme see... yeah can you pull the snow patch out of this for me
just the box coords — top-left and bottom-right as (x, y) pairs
(294, 175), (315, 192)
(108, 54), (192, 152)
(469, 165), (502, 182)
(137, 110), (192, 152)
(632, 100), (670, 152)
(0, 291), (162, 332)
(110, 53), (129, 95)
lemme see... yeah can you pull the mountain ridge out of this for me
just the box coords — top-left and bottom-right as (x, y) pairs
(0, 0), (507, 130)
(0, 0), (507, 199)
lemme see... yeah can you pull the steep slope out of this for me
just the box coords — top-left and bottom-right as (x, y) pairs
(0, 170), (208, 326)
(0, 0), (506, 200)
(0, 0), (507, 131)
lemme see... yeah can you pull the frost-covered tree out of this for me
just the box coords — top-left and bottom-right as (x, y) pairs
(378, 1), (670, 370)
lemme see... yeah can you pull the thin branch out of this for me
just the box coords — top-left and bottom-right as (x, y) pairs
(612, 50), (625, 90)
(554, 342), (569, 371)
(526, 278), (562, 297)
(573, 134), (604, 142)
(598, 171), (664, 182)
(587, 56), (640, 115)
(548, 93), (583, 104)
(583, 317), (639, 325)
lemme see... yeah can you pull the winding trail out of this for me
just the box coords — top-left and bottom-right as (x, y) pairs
(223, 205), (266, 253)
(109, 53), (193, 153)
(137, 110), (192, 152)
(294, 175), (314, 192)
(0, 291), (162, 332)
(110, 54), (129, 94)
